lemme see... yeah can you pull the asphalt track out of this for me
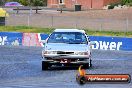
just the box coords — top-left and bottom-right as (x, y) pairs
(0, 46), (132, 88)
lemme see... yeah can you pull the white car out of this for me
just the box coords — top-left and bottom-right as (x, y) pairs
(41, 29), (94, 70)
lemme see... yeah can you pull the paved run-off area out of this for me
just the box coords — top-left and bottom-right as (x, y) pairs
(0, 46), (132, 88)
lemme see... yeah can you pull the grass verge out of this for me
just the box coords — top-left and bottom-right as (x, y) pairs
(0, 26), (132, 37)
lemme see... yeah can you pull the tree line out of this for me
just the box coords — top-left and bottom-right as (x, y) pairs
(0, 0), (47, 6)
(122, 0), (132, 4)
(121, 0), (132, 6)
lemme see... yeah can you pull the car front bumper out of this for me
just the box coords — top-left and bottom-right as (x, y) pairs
(42, 60), (89, 68)
(43, 54), (89, 59)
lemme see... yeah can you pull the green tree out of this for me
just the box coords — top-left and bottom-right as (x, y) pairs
(19, 0), (29, 6)
(19, 0), (47, 6)
(33, 0), (44, 6)
(122, 0), (132, 4)
(3, 0), (47, 6)
(0, 1), (3, 6)
(121, 0), (132, 6)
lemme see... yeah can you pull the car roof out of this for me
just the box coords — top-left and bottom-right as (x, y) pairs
(54, 29), (85, 33)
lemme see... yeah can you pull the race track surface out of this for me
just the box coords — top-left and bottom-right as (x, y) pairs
(0, 46), (132, 88)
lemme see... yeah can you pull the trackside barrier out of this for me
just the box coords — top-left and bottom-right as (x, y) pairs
(89, 36), (132, 51)
(0, 32), (22, 46)
(0, 32), (132, 51)
(22, 33), (48, 46)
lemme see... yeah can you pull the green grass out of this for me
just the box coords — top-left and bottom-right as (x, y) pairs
(0, 26), (54, 34)
(85, 30), (132, 37)
(0, 26), (132, 37)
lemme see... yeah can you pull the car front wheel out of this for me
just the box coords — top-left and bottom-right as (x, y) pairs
(42, 61), (50, 70)
(89, 55), (92, 67)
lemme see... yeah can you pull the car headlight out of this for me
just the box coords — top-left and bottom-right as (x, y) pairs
(44, 51), (57, 54)
(74, 52), (89, 55)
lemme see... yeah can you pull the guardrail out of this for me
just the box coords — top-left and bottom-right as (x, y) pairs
(13, 7), (42, 14)
(0, 32), (132, 51)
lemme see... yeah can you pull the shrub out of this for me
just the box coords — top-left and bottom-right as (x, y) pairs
(108, 2), (124, 9)
(121, 0), (132, 6)
(126, 2), (132, 6)
(108, 3), (118, 9)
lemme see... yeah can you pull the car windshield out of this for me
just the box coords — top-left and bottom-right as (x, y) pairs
(47, 32), (87, 44)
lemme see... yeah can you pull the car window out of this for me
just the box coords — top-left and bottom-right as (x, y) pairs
(47, 32), (87, 44)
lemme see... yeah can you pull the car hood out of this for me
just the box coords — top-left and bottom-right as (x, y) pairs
(45, 43), (89, 52)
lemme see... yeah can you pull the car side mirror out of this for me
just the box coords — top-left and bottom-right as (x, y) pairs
(40, 40), (46, 44)
(90, 41), (96, 45)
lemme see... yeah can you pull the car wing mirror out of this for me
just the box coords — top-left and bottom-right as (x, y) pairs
(90, 41), (96, 45)
(40, 40), (46, 44)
